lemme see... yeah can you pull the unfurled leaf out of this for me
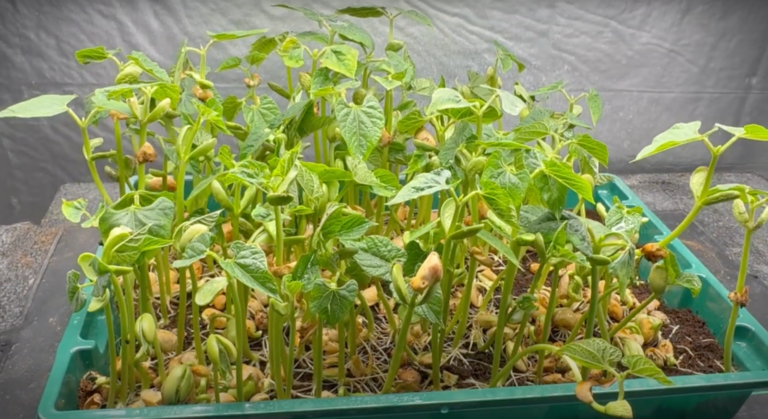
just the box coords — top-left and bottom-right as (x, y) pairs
(301, 162), (353, 182)
(207, 29), (267, 41)
(512, 121), (550, 142)
(61, 198), (89, 224)
(481, 151), (530, 226)
(530, 81), (565, 96)
(394, 7), (433, 28)
(671, 272), (702, 298)
(574, 134), (609, 167)
(66, 270), (86, 312)
(493, 41), (525, 73)
(216, 56), (242, 72)
(336, 96), (385, 159)
(633, 122), (703, 162)
(559, 338), (622, 371)
(75, 46), (117, 65)
(426, 88), (472, 115)
(411, 78), (437, 96)
(622, 355), (673, 385)
(321, 211), (376, 241)
(336, 6), (386, 18)
(742, 124), (768, 141)
(308, 279), (358, 325)
(387, 169), (452, 206)
(0, 94), (78, 119)
(604, 198), (644, 237)
(247, 36), (279, 66)
(397, 109), (427, 136)
(689, 166), (708, 201)
(297, 164), (325, 208)
(498, 89), (526, 116)
(173, 232), (214, 268)
(127, 51), (170, 82)
(99, 197), (175, 242)
(438, 121), (475, 166)
(277, 37), (305, 68)
(327, 18), (374, 52)
(586, 88), (602, 126)
(371, 75), (401, 91)
(219, 241), (280, 299)
(346, 156), (393, 196)
(342, 236), (406, 282)
(195, 276), (229, 306)
(320, 44), (359, 78)
(542, 159), (594, 204)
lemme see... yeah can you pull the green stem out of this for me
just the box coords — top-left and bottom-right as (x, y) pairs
(286, 300), (296, 397)
(268, 304), (285, 399)
(274, 205), (284, 266)
(431, 325), (441, 391)
(232, 186), (241, 242)
(155, 258), (169, 325)
(724, 228), (753, 372)
(113, 120), (126, 197)
(375, 281), (397, 333)
(152, 338), (166, 382)
(565, 283), (620, 345)
(383, 294), (418, 393)
(136, 123), (148, 191)
(491, 344), (560, 387)
(321, 99), (329, 165)
(174, 159), (188, 227)
(450, 257), (478, 348)
(359, 293), (375, 338)
(79, 123), (112, 205)
(134, 347), (151, 390)
(109, 275), (129, 404)
(584, 265), (600, 340)
(348, 312), (358, 358)
(176, 268), (188, 354)
(124, 272), (136, 396)
(313, 320), (324, 398)
(104, 299), (118, 408)
(608, 292), (659, 338)
(188, 266), (205, 366)
(337, 320), (346, 387)
(536, 270), (560, 382)
(230, 279), (245, 401)
(286, 67), (294, 96)
(491, 252), (523, 380)
(212, 368), (221, 403)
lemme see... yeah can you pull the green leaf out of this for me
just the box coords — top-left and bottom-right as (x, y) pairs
(207, 29), (267, 41)
(515, 293), (538, 312)
(586, 88), (603, 126)
(715, 123), (745, 137)
(216, 56), (242, 72)
(297, 164), (325, 208)
(342, 236), (406, 282)
(127, 51), (170, 82)
(87, 289), (110, 313)
(277, 37), (305, 68)
(327, 18), (375, 52)
(296, 31), (330, 46)
(195, 276), (229, 306)
(609, 242), (636, 294)
(173, 232), (214, 268)
(426, 88), (473, 115)
(403, 241), (429, 277)
(335, 95), (385, 159)
(565, 218), (592, 256)
(530, 81), (565, 96)
(671, 272), (702, 298)
(308, 279), (358, 325)
(293, 252), (321, 292)
(558, 338), (622, 371)
(605, 198), (644, 237)
(574, 134), (609, 167)
(387, 169), (452, 206)
(440, 198), (457, 235)
(320, 44), (359, 78)
(512, 121), (550, 142)
(247, 36), (279, 67)
(689, 166), (708, 201)
(346, 157), (395, 197)
(742, 124), (768, 141)
(61, 198), (89, 224)
(321, 211), (376, 241)
(66, 270), (86, 312)
(152, 83), (181, 109)
(622, 355), (673, 385)
(75, 46), (117, 65)
(273, 4), (324, 23)
(415, 285), (443, 325)
(374, 169), (402, 195)
(493, 41), (525, 73)
(77, 253), (112, 298)
(411, 78), (437, 96)
(404, 219), (439, 244)
(220, 241), (280, 299)
(0, 94), (78, 119)
(476, 230), (520, 269)
(99, 197), (175, 242)
(498, 89), (526, 116)
(371, 75), (401, 91)
(663, 252), (681, 285)
(106, 225), (171, 266)
(336, 6), (386, 18)
(481, 151), (530, 226)
(301, 162), (353, 182)
(397, 110), (427, 136)
(394, 8), (433, 28)
(82, 203), (105, 228)
(633, 122), (704, 162)
(439, 122), (476, 167)
(542, 159), (594, 204)
(222, 96), (243, 122)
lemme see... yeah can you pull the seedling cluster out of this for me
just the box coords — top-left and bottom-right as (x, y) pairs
(3, 5), (768, 418)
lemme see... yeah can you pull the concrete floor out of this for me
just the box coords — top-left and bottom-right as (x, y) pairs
(0, 173), (767, 418)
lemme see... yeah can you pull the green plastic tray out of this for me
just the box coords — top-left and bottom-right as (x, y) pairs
(38, 175), (768, 419)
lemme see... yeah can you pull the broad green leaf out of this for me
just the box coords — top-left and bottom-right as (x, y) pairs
(397, 109), (427, 136)
(373, 169), (402, 195)
(512, 121), (550, 142)
(689, 166), (708, 201)
(493, 41), (525, 73)
(542, 159), (594, 204)
(346, 156), (386, 191)
(622, 355), (673, 385)
(742, 124), (768, 141)
(440, 198), (457, 234)
(574, 134), (609, 167)
(715, 123), (745, 137)
(438, 121), (475, 166)
(293, 252), (321, 292)
(498, 89), (526, 116)
(565, 218), (592, 256)
(342, 236), (406, 281)
(426, 88), (473, 115)
(66, 270), (86, 312)
(0, 94), (77, 119)
(387, 169), (452, 206)
(297, 164), (325, 208)
(172, 231), (214, 268)
(476, 230), (520, 268)
(247, 36), (279, 67)
(127, 51), (170, 82)
(371, 75), (401, 91)
(207, 29), (267, 41)
(394, 8), (433, 28)
(411, 78), (437, 96)
(415, 285), (443, 325)
(273, 4), (324, 23)
(152, 83), (181, 108)
(309, 67), (335, 96)
(99, 197), (175, 242)
(327, 19), (374, 52)
(335, 96), (385, 159)
(609, 242), (636, 294)
(62, 198), (88, 224)
(481, 151), (530, 226)
(604, 198), (644, 237)
(308, 279), (358, 325)
(633, 122), (704, 162)
(403, 149), (429, 175)
(77, 253), (111, 298)
(336, 6), (386, 18)
(671, 272), (702, 297)
(530, 81), (565, 96)
(566, 112), (592, 129)
(403, 241), (428, 277)
(558, 338), (622, 371)
(106, 225), (170, 266)
(219, 241), (280, 299)
(321, 211), (376, 241)
(195, 276), (229, 306)
(216, 56), (242, 72)
(586, 88), (602, 126)
(277, 37), (305, 68)
(75, 46), (117, 65)
(320, 44), (358, 78)
(301, 161), (353, 182)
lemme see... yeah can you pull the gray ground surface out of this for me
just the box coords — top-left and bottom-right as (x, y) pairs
(0, 174), (767, 418)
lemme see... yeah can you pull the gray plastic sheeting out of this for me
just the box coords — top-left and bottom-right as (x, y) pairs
(0, 0), (767, 224)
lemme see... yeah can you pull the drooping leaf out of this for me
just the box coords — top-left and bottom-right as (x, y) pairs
(346, 157), (394, 197)
(426, 88), (473, 115)
(321, 211), (376, 241)
(308, 279), (358, 326)
(565, 218), (592, 256)
(336, 6), (386, 18)
(476, 230), (520, 269)
(387, 169), (452, 206)
(216, 56), (242, 72)
(574, 134), (609, 167)
(633, 122), (703, 162)
(558, 338), (622, 371)
(371, 75), (401, 91)
(342, 236), (406, 281)
(61, 198), (89, 224)
(404, 219), (440, 244)
(604, 198), (643, 237)
(207, 29), (267, 41)
(394, 7), (433, 28)
(622, 355), (673, 385)
(663, 252), (681, 285)
(715, 123), (745, 137)
(75, 46), (117, 65)
(77, 253), (112, 298)
(0, 95), (78, 119)
(247, 36), (279, 67)
(440, 198), (457, 235)
(98, 197), (175, 242)
(542, 158), (594, 204)
(335, 96), (385, 159)
(297, 164), (325, 208)
(327, 18), (375, 52)
(320, 44), (359, 78)
(66, 270), (86, 312)
(273, 4), (325, 23)
(301, 161), (353, 182)
(530, 81), (565, 96)
(493, 41), (525, 73)
(586, 88), (603, 126)
(127, 51), (170, 82)
(671, 272), (702, 298)
(498, 89), (526, 116)
(173, 232), (214, 268)
(689, 166), (708, 201)
(219, 241), (280, 299)
(195, 276), (229, 306)
(411, 78), (437, 96)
